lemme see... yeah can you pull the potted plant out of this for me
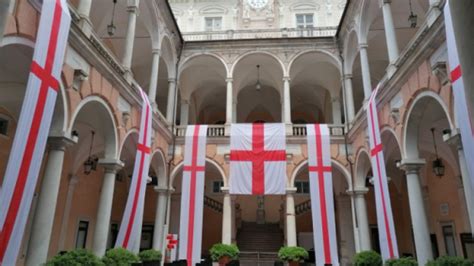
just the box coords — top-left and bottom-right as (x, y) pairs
(277, 246), (309, 266)
(139, 249), (162, 266)
(45, 249), (104, 266)
(385, 257), (418, 266)
(209, 243), (240, 265)
(353, 250), (382, 266)
(102, 247), (141, 266)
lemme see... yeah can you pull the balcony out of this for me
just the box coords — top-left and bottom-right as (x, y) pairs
(182, 26), (338, 42)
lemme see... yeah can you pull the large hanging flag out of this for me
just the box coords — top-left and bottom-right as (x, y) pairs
(229, 123), (287, 195)
(367, 86), (399, 261)
(0, 0), (70, 264)
(306, 124), (339, 266)
(115, 89), (152, 252)
(444, 1), (474, 195)
(178, 125), (208, 266)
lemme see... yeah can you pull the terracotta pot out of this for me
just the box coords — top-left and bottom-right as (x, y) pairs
(288, 261), (300, 266)
(218, 255), (231, 266)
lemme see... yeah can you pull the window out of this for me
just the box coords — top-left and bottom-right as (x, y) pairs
(0, 118), (8, 135)
(75, 221), (89, 249)
(442, 224), (457, 256)
(212, 181), (224, 193)
(296, 14), (314, 28)
(140, 225), (154, 251)
(461, 233), (474, 260)
(295, 181), (310, 194)
(205, 17), (222, 31)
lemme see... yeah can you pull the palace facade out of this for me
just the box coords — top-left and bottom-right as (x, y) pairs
(0, 0), (473, 265)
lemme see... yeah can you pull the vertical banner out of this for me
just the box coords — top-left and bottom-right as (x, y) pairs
(229, 123), (286, 195)
(115, 89), (152, 252)
(367, 86), (399, 261)
(178, 125), (208, 266)
(306, 124), (339, 266)
(0, 0), (71, 264)
(444, 1), (474, 194)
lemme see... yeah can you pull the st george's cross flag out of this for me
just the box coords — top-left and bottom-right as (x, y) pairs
(115, 88), (152, 252)
(306, 124), (339, 266)
(444, 1), (474, 196)
(0, 0), (70, 264)
(367, 85), (399, 261)
(229, 123), (287, 195)
(178, 125), (208, 266)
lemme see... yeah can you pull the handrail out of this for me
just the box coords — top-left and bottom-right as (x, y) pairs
(295, 200), (311, 215)
(203, 196), (223, 213)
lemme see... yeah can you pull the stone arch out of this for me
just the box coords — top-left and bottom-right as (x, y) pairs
(290, 159), (352, 190)
(287, 49), (342, 75)
(159, 34), (176, 78)
(118, 128), (139, 157)
(150, 148), (167, 187)
(68, 96), (119, 161)
(231, 51), (286, 78)
(354, 149), (371, 189)
(403, 91), (454, 159)
(169, 157), (227, 188)
(343, 29), (360, 75)
(178, 53), (229, 79)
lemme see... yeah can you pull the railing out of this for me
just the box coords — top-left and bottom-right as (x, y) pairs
(175, 125), (226, 137)
(239, 251), (279, 265)
(182, 26), (338, 42)
(295, 200), (311, 216)
(204, 196), (223, 213)
(292, 124), (345, 137)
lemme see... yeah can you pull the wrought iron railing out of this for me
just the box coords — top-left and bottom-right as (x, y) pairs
(204, 196), (223, 213)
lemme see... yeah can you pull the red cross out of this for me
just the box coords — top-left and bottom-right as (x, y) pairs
(122, 102), (151, 248)
(184, 125), (205, 266)
(368, 99), (395, 258)
(308, 124), (332, 264)
(230, 124), (286, 195)
(0, 0), (65, 260)
(451, 65), (462, 83)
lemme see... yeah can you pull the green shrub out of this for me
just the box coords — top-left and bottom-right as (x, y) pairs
(209, 243), (240, 261)
(277, 246), (309, 262)
(353, 251), (383, 266)
(138, 249), (162, 262)
(102, 248), (140, 266)
(385, 257), (417, 266)
(45, 249), (104, 266)
(426, 256), (473, 266)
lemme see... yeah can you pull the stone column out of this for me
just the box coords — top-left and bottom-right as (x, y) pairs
(25, 135), (76, 265)
(0, 0), (10, 44)
(427, 0), (442, 26)
(351, 188), (371, 251)
(225, 78), (233, 136)
(359, 44), (373, 101)
(122, 0), (139, 71)
(231, 196), (237, 243)
(332, 96), (342, 124)
(222, 188), (232, 244)
(180, 100), (189, 126)
(153, 186), (168, 251)
(58, 175), (80, 250)
(148, 49), (161, 110)
(283, 77), (292, 125)
(92, 159), (124, 257)
(232, 100), (237, 123)
(77, 0), (92, 19)
(343, 75), (356, 123)
(166, 78), (177, 124)
(399, 159), (433, 265)
(381, 0), (399, 76)
(286, 188), (297, 246)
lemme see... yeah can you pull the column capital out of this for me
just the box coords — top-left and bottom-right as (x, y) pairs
(343, 74), (353, 80)
(98, 158), (124, 174)
(443, 128), (463, 150)
(286, 187), (297, 194)
(151, 48), (161, 55)
(181, 99), (190, 105)
(283, 76), (291, 82)
(347, 187), (369, 196)
(154, 185), (171, 194)
(168, 78), (177, 84)
(68, 174), (80, 186)
(382, 0), (391, 5)
(221, 187), (230, 194)
(48, 134), (78, 151)
(359, 43), (368, 49)
(399, 158), (426, 174)
(127, 0), (139, 11)
(226, 78), (233, 83)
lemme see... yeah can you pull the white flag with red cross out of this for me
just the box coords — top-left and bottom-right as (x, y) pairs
(0, 0), (70, 264)
(178, 125), (208, 266)
(367, 85), (399, 261)
(306, 124), (339, 266)
(115, 89), (152, 252)
(444, 1), (474, 196)
(229, 123), (287, 195)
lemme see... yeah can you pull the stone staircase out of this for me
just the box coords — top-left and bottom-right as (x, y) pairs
(237, 222), (283, 265)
